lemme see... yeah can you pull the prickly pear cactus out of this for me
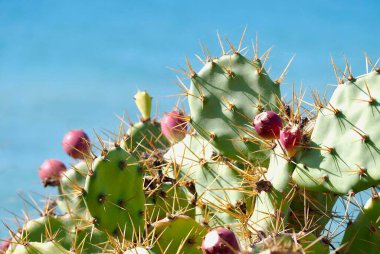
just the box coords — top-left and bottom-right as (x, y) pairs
(121, 91), (169, 155)
(9, 241), (70, 254)
(249, 143), (295, 234)
(19, 215), (73, 250)
(341, 193), (380, 253)
(124, 247), (155, 254)
(165, 134), (253, 229)
(83, 146), (145, 238)
(72, 225), (110, 253)
(188, 52), (280, 162)
(287, 190), (337, 235)
(4, 32), (380, 254)
(57, 161), (88, 215)
(144, 178), (195, 220)
(293, 71), (380, 194)
(151, 215), (207, 254)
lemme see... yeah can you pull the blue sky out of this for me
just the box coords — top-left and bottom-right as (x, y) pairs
(0, 0), (379, 235)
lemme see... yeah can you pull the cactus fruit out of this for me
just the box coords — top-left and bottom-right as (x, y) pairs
(293, 71), (380, 194)
(83, 146), (145, 238)
(151, 214), (207, 254)
(201, 228), (240, 254)
(134, 91), (153, 122)
(121, 91), (169, 154)
(253, 111), (283, 140)
(39, 159), (67, 187)
(279, 125), (302, 158)
(160, 110), (188, 143)
(62, 129), (90, 159)
(0, 240), (9, 254)
(188, 53), (281, 162)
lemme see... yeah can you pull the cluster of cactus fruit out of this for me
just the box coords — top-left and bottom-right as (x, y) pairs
(2, 32), (380, 254)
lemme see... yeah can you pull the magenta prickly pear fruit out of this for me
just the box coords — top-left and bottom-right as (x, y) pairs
(253, 111), (283, 140)
(62, 129), (90, 159)
(161, 110), (187, 143)
(201, 228), (241, 254)
(280, 125), (302, 157)
(0, 240), (9, 253)
(38, 159), (66, 187)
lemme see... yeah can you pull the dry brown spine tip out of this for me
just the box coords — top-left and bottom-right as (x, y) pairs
(347, 75), (356, 82)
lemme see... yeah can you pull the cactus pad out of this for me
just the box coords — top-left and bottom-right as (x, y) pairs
(293, 71), (380, 194)
(83, 147), (145, 238)
(151, 215), (206, 254)
(188, 53), (280, 161)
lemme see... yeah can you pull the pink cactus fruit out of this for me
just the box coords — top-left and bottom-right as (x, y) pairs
(280, 125), (302, 157)
(161, 110), (187, 143)
(62, 129), (90, 159)
(253, 111), (283, 139)
(0, 239), (10, 253)
(201, 228), (241, 254)
(38, 159), (66, 187)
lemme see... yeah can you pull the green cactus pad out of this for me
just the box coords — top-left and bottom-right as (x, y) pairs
(121, 121), (169, 155)
(341, 195), (380, 253)
(83, 147), (145, 238)
(10, 241), (70, 254)
(20, 216), (73, 250)
(190, 161), (251, 227)
(151, 215), (206, 254)
(188, 53), (280, 162)
(72, 226), (110, 253)
(249, 144), (295, 234)
(164, 134), (250, 228)
(287, 190), (337, 235)
(293, 71), (380, 194)
(251, 232), (328, 254)
(251, 233), (301, 254)
(163, 134), (214, 169)
(144, 180), (194, 220)
(297, 232), (329, 254)
(57, 161), (88, 215)
(124, 247), (156, 254)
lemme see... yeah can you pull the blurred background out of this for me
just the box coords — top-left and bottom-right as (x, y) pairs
(0, 0), (379, 235)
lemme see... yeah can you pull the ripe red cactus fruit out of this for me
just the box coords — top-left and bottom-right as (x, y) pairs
(253, 111), (283, 139)
(38, 159), (67, 187)
(201, 228), (241, 254)
(62, 129), (90, 159)
(161, 110), (188, 143)
(0, 239), (9, 253)
(280, 125), (302, 157)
